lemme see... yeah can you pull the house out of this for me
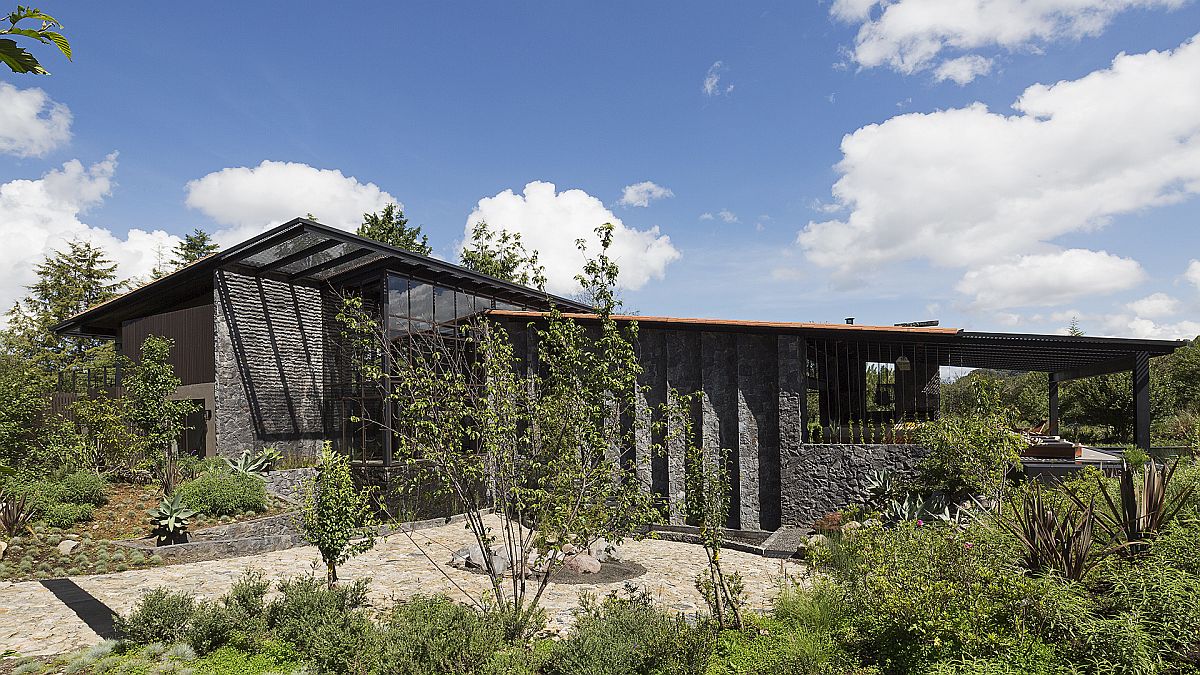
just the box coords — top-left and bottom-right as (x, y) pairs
(53, 218), (1185, 528)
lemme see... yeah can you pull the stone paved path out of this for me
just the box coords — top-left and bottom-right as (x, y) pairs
(1, 516), (806, 657)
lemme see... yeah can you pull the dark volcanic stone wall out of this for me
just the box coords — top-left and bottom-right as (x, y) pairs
(780, 443), (930, 525)
(213, 270), (335, 459)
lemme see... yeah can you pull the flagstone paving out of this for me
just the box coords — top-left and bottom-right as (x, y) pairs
(0, 516), (806, 657)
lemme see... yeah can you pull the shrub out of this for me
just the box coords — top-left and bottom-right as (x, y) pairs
(174, 470), (267, 517)
(377, 595), (507, 674)
(42, 501), (93, 528)
(547, 586), (715, 675)
(772, 579), (849, 635)
(59, 470), (108, 506)
(265, 575), (379, 673)
(708, 615), (859, 675)
(114, 588), (197, 646)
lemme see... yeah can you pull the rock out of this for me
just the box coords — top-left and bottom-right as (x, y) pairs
(450, 544), (485, 569)
(57, 539), (79, 555)
(588, 538), (621, 562)
(841, 520), (863, 535)
(561, 543), (579, 555)
(0, 541), (6, 559)
(563, 552), (601, 574)
(806, 534), (829, 548)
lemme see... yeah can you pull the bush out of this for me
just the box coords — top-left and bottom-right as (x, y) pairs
(547, 586), (715, 675)
(42, 501), (93, 528)
(708, 615), (859, 675)
(772, 579), (849, 635)
(114, 588), (197, 646)
(59, 470), (108, 506)
(377, 595), (510, 674)
(174, 470), (268, 516)
(265, 575), (379, 673)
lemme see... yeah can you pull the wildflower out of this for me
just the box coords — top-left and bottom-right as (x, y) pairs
(916, 519), (924, 527)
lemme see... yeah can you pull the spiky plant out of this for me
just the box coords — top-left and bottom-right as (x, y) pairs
(147, 493), (197, 545)
(1001, 481), (1124, 580)
(0, 490), (36, 537)
(1086, 459), (1197, 556)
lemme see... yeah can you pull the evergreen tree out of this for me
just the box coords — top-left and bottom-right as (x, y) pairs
(2, 240), (125, 378)
(357, 203), (431, 256)
(459, 220), (546, 290)
(170, 228), (219, 267)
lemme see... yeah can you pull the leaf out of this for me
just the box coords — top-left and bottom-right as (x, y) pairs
(0, 38), (46, 74)
(41, 30), (69, 59)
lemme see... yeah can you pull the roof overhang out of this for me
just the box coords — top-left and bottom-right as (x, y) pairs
(53, 218), (587, 338)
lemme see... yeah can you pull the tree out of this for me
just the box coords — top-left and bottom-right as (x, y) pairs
(459, 221), (546, 290)
(687, 440), (745, 630)
(171, 229), (219, 268)
(357, 204), (432, 256)
(336, 223), (661, 641)
(123, 335), (197, 494)
(3, 240), (125, 380)
(1, 6), (70, 75)
(298, 444), (377, 585)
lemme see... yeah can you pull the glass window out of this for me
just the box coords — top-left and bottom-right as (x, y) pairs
(434, 285), (457, 324)
(408, 281), (434, 324)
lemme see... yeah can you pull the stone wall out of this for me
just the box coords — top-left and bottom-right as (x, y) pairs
(780, 443), (930, 525)
(213, 270), (337, 459)
(262, 468), (317, 503)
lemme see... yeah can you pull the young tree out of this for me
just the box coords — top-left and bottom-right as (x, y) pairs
(459, 220), (546, 290)
(1, 6), (70, 75)
(337, 223), (663, 641)
(123, 335), (197, 494)
(357, 203), (432, 256)
(298, 444), (377, 585)
(170, 228), (219, 268)
(687, 440), (745, 630)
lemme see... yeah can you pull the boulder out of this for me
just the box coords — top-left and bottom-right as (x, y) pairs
(57, 539), (79, 556)
(0, 541), (7, 560)
(563, 552), (601, 574)
(450, 544), (485, 569)
(588, 538), (621, 562)
(806, 534), (829, 549)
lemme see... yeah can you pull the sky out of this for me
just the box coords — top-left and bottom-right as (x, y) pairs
(2, 1), (1199, 338)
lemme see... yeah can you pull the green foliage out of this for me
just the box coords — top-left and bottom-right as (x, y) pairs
(173, 470), (267, 517)
(357, 203), (432, 255)
(771, 579), (850, 636)
(459, 220), (547, 289)
(266, 575), (377, 673)
(709, 615), (859, 675)
(71, 393), (148, 473)
(1088, 459), (1198, 557)
(915, 379), (1024, 501)
(42, 500), (92, 528)
(0, 489), (35, 536)
(60, 470), (108, 505)
(221, 448), (270, 477)
(1000, 481), (1119, 580)
(115, 588), (198, 646)
(297, 445), (376, 584)
(378, 595), (511, 675)
(123, 335), (199, 493)
(0, 5), (70, 75)
(148, 492), (197, 543)
(685, 439), (745, 629)
(548, 586), (715, 675)
(170, 228), (219, 269)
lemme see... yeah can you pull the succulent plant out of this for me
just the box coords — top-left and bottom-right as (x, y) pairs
(148, 493), (197, 545)
(0, 490), (36, 537)
(222, 448), (270, 476)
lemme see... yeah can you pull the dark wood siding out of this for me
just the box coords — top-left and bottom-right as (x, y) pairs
(121, 304), (215, 385)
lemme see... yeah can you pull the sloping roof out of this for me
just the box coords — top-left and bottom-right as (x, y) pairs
(487, 310), (960, 336)
(54, 218), (587, 337)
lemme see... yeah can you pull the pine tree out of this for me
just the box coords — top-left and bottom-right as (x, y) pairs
(459, 220), (546, 290)
(357, 203), (432, 256)
(2, 240), (125, 378)
(170, 228), (219, 268)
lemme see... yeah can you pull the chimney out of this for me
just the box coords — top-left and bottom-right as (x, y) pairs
(845, 317), (855, 325)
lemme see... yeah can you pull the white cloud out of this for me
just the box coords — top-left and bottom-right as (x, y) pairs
(0, 81), (71, 157)
(955, 249), (1145, 309)
(1110, 316), (1200, 339)
(718, 209), (739, 223)
(933, 55), (994, 84)
(0, 155), (180, 314)
(799, 34), (1200, 292)
(699, 212), (715, 220)
(463, 181), (680, 295)
(703, 61), (734, 96)
(1185, 259), (1200, 289)
(185, 160), (397, 245)
(618, 181), (674, 208)
(831, 0), (1184, 82)
(1126, 292), (1180, 318)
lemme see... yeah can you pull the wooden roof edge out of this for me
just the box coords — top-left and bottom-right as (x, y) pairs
(485, 310), (963, 335)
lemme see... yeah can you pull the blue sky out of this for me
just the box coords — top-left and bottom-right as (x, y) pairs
(2, 1), (1199, 337)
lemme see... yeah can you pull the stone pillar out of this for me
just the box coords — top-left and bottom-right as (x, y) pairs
(777, 335), (805, 526)
(665, 330), (701, 524)
(736, 333), (779, 530)
(635, 329), (668, 497)
(700, 332), (739, 528)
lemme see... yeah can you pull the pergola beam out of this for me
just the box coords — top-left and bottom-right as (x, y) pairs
(1134, 351), (1151, 452)
(1050, 355), (1136, 383)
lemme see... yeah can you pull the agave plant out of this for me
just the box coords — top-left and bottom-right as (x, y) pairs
(223, 449), (269, 476)
(1084, 458), (1197, 556)
(148, 493), (197, 545)
(0, 490), (35, 537)
(1001, 481), (1123, 580)
(882, 491), (952, 524)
